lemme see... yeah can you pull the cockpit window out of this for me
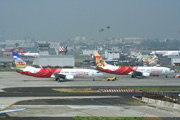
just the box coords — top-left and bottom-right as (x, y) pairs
(97, 72), (100, 73)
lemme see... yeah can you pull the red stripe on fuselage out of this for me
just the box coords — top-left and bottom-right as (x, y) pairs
(16, 68), (62, 78)
(97, 66), (138, 75)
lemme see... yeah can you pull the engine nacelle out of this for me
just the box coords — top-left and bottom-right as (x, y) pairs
(142, 72), (150, 77)
(65, 75), (74, 80)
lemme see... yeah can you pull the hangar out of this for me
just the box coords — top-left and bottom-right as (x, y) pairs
(33, 55), (75, 67)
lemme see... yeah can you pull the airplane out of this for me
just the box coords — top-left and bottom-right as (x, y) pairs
(2, 47), (26, 57)
(20, 52), (39, 57)
(93, 51), (175, 78)
(17, 47), (26, 54)
(12, 51), (103, 81)
(0, 108), (25, 114)
(150, 50), (180, 56)
(18, 48), (39, 57)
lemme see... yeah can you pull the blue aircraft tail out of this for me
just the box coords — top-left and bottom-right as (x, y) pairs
(12, 51), (26, 69)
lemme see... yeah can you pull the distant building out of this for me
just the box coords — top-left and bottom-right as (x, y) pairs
(123, 37), (145, 44)
(82, 50), (94, 56)
(37, 42), (50, 55)
(105, 50), (120, 59)
(109, 38), (123, 44)
(73, 36), (86, 44)
(170, 56), (180, 66)
(95, 46), (103, 51)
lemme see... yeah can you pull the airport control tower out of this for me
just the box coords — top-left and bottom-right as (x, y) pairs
(37, 42), (50, 55)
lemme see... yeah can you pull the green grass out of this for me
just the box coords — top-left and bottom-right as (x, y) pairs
(52, 88), (100, 93)
(73, 117), (147, 120)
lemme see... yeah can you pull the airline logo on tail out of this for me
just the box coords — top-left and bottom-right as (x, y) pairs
(93, 51), (107, 67)
(12, 51), (26, 69)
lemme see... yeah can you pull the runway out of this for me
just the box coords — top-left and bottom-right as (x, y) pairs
(0, 72), (180, 119)
(0, 72), (179, 90)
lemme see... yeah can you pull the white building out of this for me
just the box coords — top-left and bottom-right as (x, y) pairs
(105, 50), (120, 60)
(82, 50), (94, 56)
(171, 57), (180, 66)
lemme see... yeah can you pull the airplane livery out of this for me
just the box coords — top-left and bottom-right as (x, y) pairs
(13, 51), (103, 81)
(94, 51), (175, 78)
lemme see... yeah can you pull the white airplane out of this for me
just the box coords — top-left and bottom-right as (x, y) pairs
(150, 51), (180, 56)
(19, 52), (39, 57)
(13, 51), (103, 82)
(0, 108), (26, 114)
(94, 51), (175, 78)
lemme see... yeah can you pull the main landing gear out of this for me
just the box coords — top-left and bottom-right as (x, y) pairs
(55, 78), (61, 82)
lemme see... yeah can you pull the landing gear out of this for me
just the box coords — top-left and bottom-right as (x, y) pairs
(93, 78), (95, 81)
(166, 75), (168, 78)
(55, 78), (60, 82)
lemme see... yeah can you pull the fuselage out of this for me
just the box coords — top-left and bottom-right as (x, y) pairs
(16, 66), (103, 78)
(19, 53), (39, 57)
(96, 65), (174, 76)
(150, 51), (180, 56)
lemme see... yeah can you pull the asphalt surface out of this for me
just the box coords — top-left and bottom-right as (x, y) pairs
(0, 72), (180, 119)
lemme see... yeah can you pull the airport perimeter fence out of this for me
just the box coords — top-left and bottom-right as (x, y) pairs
(142, 91), (180, 104)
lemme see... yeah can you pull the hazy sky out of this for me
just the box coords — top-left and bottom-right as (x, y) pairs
(0, 0), (180, 42)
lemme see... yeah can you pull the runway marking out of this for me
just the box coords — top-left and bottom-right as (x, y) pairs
(101, 89), (135, 92)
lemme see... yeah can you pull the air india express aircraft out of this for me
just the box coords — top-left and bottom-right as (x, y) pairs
(12, 51), (103, 81)
(93, 51), (175, 78)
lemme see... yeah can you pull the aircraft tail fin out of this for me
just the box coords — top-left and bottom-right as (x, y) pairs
(93, 51), (107, 67)
(19, 47), (26, 53)
(12, 51), (26, 69)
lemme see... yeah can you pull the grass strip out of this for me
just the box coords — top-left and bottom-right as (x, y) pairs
(52, 88), (100, 93)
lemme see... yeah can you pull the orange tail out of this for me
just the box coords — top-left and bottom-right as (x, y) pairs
(93, 51), (107, 67)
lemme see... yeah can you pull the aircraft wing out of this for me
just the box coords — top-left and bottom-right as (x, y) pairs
(0, 108), (26, 114)
(53, 73), (66, 79)
(132, 70), (150, 78)
(129, 66), (150, 78)
(54, 73), (74, 80)
(47, 68), (74, 80)
(47, 67), (67, 79)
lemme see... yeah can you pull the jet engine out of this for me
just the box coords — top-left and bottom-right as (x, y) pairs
(65, 75), (74, 80)
(142, 72), (150, 77)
